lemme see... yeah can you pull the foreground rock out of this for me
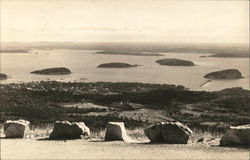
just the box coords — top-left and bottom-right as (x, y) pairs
(0, 73), (7, 80)
(97, 63), (140, 68)
(4, 119), (30, 138)
(31, 67), (71, 75)
(220, 124), (250, 147)
(105, 122), (130, 142)
(204, 69), (243, 79)
(156, 58), (195, 66)
(49, 121), (90, 139)
(144, 122), (192, 144)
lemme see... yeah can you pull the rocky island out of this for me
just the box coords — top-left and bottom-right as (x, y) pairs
(156, 58), (195, 66)
(0, 73), (7, 80)
(97, 63), (140, 68)
(31, 67), (71, 75)
(204, 69), (243, 79)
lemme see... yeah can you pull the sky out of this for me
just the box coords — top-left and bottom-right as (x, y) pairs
(1, 0), (249, 43)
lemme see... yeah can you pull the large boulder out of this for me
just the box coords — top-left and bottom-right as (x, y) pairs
(3, 119), (30, 138)
(220, 124), (250, 147)
(144, 122), (192, 144)
(49, 121), (90, 139)
(105, 122), (130, 142)
(0, 73), (7, 80)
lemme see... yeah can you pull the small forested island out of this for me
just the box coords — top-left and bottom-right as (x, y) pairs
(204, 69), (243, 79)
(97, 62), (140, 68)
(96, 50), (163, 56)
(0, 49), (29, 53)
(200, 56), (208, 58)
(156, 58), (195, 66)
(0, 73), (7, 80)
(31, 67), (71, 75)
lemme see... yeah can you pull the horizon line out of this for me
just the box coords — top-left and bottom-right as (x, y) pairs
(1, 41), (249, 45)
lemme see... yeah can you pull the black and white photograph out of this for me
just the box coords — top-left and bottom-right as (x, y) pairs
(0, 0), (249, 159)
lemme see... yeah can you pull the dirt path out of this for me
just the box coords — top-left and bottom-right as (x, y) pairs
(1, 139), (249, 160)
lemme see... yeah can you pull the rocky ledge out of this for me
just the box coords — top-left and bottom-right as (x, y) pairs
(204, 69), (243, 79)
(156, 58), (195, 66)
(97, 63), (140, 68)
(31, 67), (71, 75)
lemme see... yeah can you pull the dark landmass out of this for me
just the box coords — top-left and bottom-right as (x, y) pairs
(2, 42), (248, 58)
(31, 67), (71, 75)
(0, 49), (29, 53)
(208, 53), (249, 58)
(97, 63), (140, 68)
(200, 56), (207, 58)
(96, 50), (163, 56)
(156, 58), (195, 66)
(0, 73), (7, 80)
(0, 81), (249, 132)
(204, 69), (243, 79)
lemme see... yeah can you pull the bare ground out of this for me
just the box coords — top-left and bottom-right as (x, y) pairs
(1, 127), (249, 160)
(1, 138), (249, 160)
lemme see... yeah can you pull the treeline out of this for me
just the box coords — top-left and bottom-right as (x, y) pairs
(0, 82), (249, 130)
(81, 88), (217, 109)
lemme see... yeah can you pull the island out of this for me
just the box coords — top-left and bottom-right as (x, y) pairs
(31, 67), (71, 75)
(97, 62), (140, 68)
(204, 69), (243, 79)
(96, 50), (163, 56)
(0, 49), (29, 53)
(156, 58), (195, 66)
(200, 56), (208, 58)
(0, 73), (7, 80)
(208, 53), (249, 58)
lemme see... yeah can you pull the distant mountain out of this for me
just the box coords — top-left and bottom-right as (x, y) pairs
(96, 50), (163, 56)
(1, 42), (249, 58)
(0, 49), (28, 53)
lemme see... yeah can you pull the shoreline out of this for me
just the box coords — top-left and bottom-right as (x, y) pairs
(1, 80), (249, 92)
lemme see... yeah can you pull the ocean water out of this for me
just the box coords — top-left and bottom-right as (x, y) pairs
(1, 49), (249, 91)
